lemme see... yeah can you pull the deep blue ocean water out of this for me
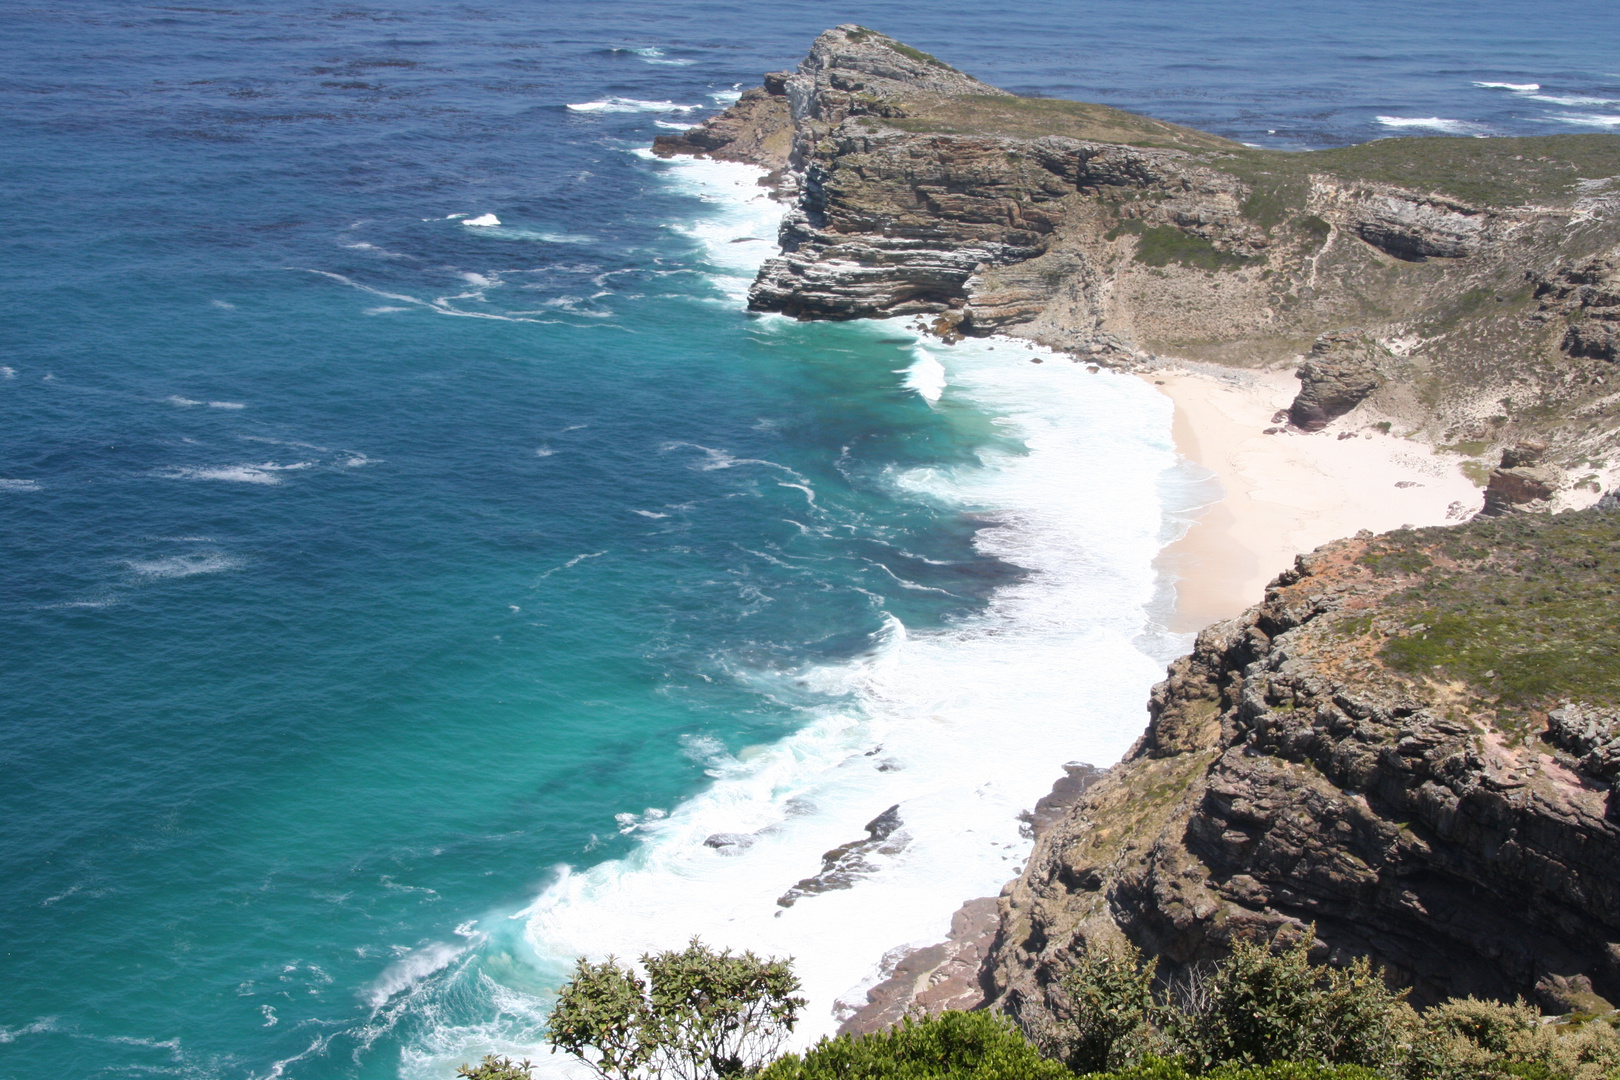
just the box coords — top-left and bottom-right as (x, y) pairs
(3, 2), (1617, 1077)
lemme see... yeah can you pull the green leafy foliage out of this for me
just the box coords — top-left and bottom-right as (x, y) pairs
(760, 1010), (1070, 1080)
(548, 939), (805, 1080)
(1080, 1058), (1379, 1080)
(1397, 997), (1620, 1080)
(1033, 940), (1166, 1072)
(457, 1056), (536, 1080)
(1166, 937), (1407, 1071)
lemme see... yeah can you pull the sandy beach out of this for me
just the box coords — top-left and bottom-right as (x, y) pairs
(1150, 365), (1482, 633)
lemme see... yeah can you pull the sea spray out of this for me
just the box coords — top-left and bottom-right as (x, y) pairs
(468, 156), (1194, 1072)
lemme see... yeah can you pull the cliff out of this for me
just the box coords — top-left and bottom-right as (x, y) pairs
(656, 25), (1620, 502)
(656, 26), (1620, 1028)
(989, 504), (1620, 1022)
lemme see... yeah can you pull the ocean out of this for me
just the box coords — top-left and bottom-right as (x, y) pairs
(1, 2), (1616, 1077)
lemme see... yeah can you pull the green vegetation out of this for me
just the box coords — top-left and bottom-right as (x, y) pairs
(1207, 134), (1620, 209)
(534, 934), (1620, 1080)
(842, 26), (957, 70)
(548, 938), (805, 1080)
(1024, 936), (1404, 1074)
(1083, 1062), (1377, 1080)
(1360, 511), (1620, 708)
(885, 95), (1238, 150)
(1106, 219), (1250, 271)
(761, 1010), (1070, 1080)
(459, 1057), (538, 1080)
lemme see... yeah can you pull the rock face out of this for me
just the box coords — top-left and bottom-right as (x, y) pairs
(838, 897), (1001, 1036)
(1345, 190), (1485, 261)
(652, 86), (793, 171)
(1536, 255), (1620, 363)
(988, 508), (1620, 1023)
(1482, 440), (1561, 515)
(656, 26), (1620, 482)
(1287, 331), (1390, 431)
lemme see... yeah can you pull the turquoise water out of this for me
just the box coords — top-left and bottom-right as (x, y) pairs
(2, 2), (1617, 1077)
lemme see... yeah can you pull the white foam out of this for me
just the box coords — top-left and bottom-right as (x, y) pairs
(0, 478), (42, 492)
(209, 400), (245, 409)
(650, 154), (785, 303)
(1553, 112), (1620, 127)
(1, 366), (15, 378)
(212, 299), (236, 309)
(1375, 115), (1478, 134)
(901, 348), (947, 402)
(1530, 93), (1620, 107)
(1474, 81), (1540, 92)
(0, 1018), (59, 1044)
(463, 213), (502, 227)
(126, 551), (240, 579)
(655, 120), (695, 130)
(568, 97), (702, 114)
(710, 88), (743, 105)
(167, 395), (202, 407)
(502, 338), (1182, 1071)
(367, 942), (468, 1008)
(157, 462), (309, 485)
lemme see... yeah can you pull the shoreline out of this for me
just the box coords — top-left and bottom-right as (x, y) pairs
(1146, 363), (1482, 632)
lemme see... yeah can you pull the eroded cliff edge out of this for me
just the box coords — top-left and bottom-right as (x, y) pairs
(657, 24), (1620, 500)
(990, 505), (1620, 1020)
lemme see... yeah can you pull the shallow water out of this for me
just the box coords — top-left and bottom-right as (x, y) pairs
(2, 2), (1616, 1077)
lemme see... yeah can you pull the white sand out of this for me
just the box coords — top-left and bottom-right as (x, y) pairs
(1150, 365), (1482, 632)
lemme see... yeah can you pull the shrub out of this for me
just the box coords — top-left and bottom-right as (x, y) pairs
(759, 1010), (1070, 1080)
(1405, 998), (1620, 1080)
(1035, 939), (1166, 1072)
(1166, 937), (1407, 1071)
(457, 1056), (535, 1080)
(547, 938), (805, 1080)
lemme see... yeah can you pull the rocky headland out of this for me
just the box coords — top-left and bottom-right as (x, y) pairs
(656, 25), (1620, 1035)
(658, 24), (1620, 507)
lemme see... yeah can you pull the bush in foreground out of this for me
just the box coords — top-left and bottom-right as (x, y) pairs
(759, 1010), (1070, 1080)
(547, 938), (805, 1080)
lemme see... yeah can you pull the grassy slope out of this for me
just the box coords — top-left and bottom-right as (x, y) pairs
(1356, 510), (1620, 724)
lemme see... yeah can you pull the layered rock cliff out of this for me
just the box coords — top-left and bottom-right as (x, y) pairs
(657, 25), (1620, 500)
(988, 505), (1620, 1021)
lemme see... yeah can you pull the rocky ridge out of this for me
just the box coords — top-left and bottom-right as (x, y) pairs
(656, 25), (1620, 502)
(989, 506), (1620, 1023)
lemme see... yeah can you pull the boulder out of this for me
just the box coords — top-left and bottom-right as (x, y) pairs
(1287, 330), (1388, 431)
(1482, 441), (1560, 515)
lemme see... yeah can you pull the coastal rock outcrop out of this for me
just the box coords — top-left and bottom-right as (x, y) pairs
(1535, 252), (1620, 363)
(652, 86), (793, 171)
(1287, 330), (1390, 430)
(986, 507), (1620, 1024)
(1482, 440), (1561, 515)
